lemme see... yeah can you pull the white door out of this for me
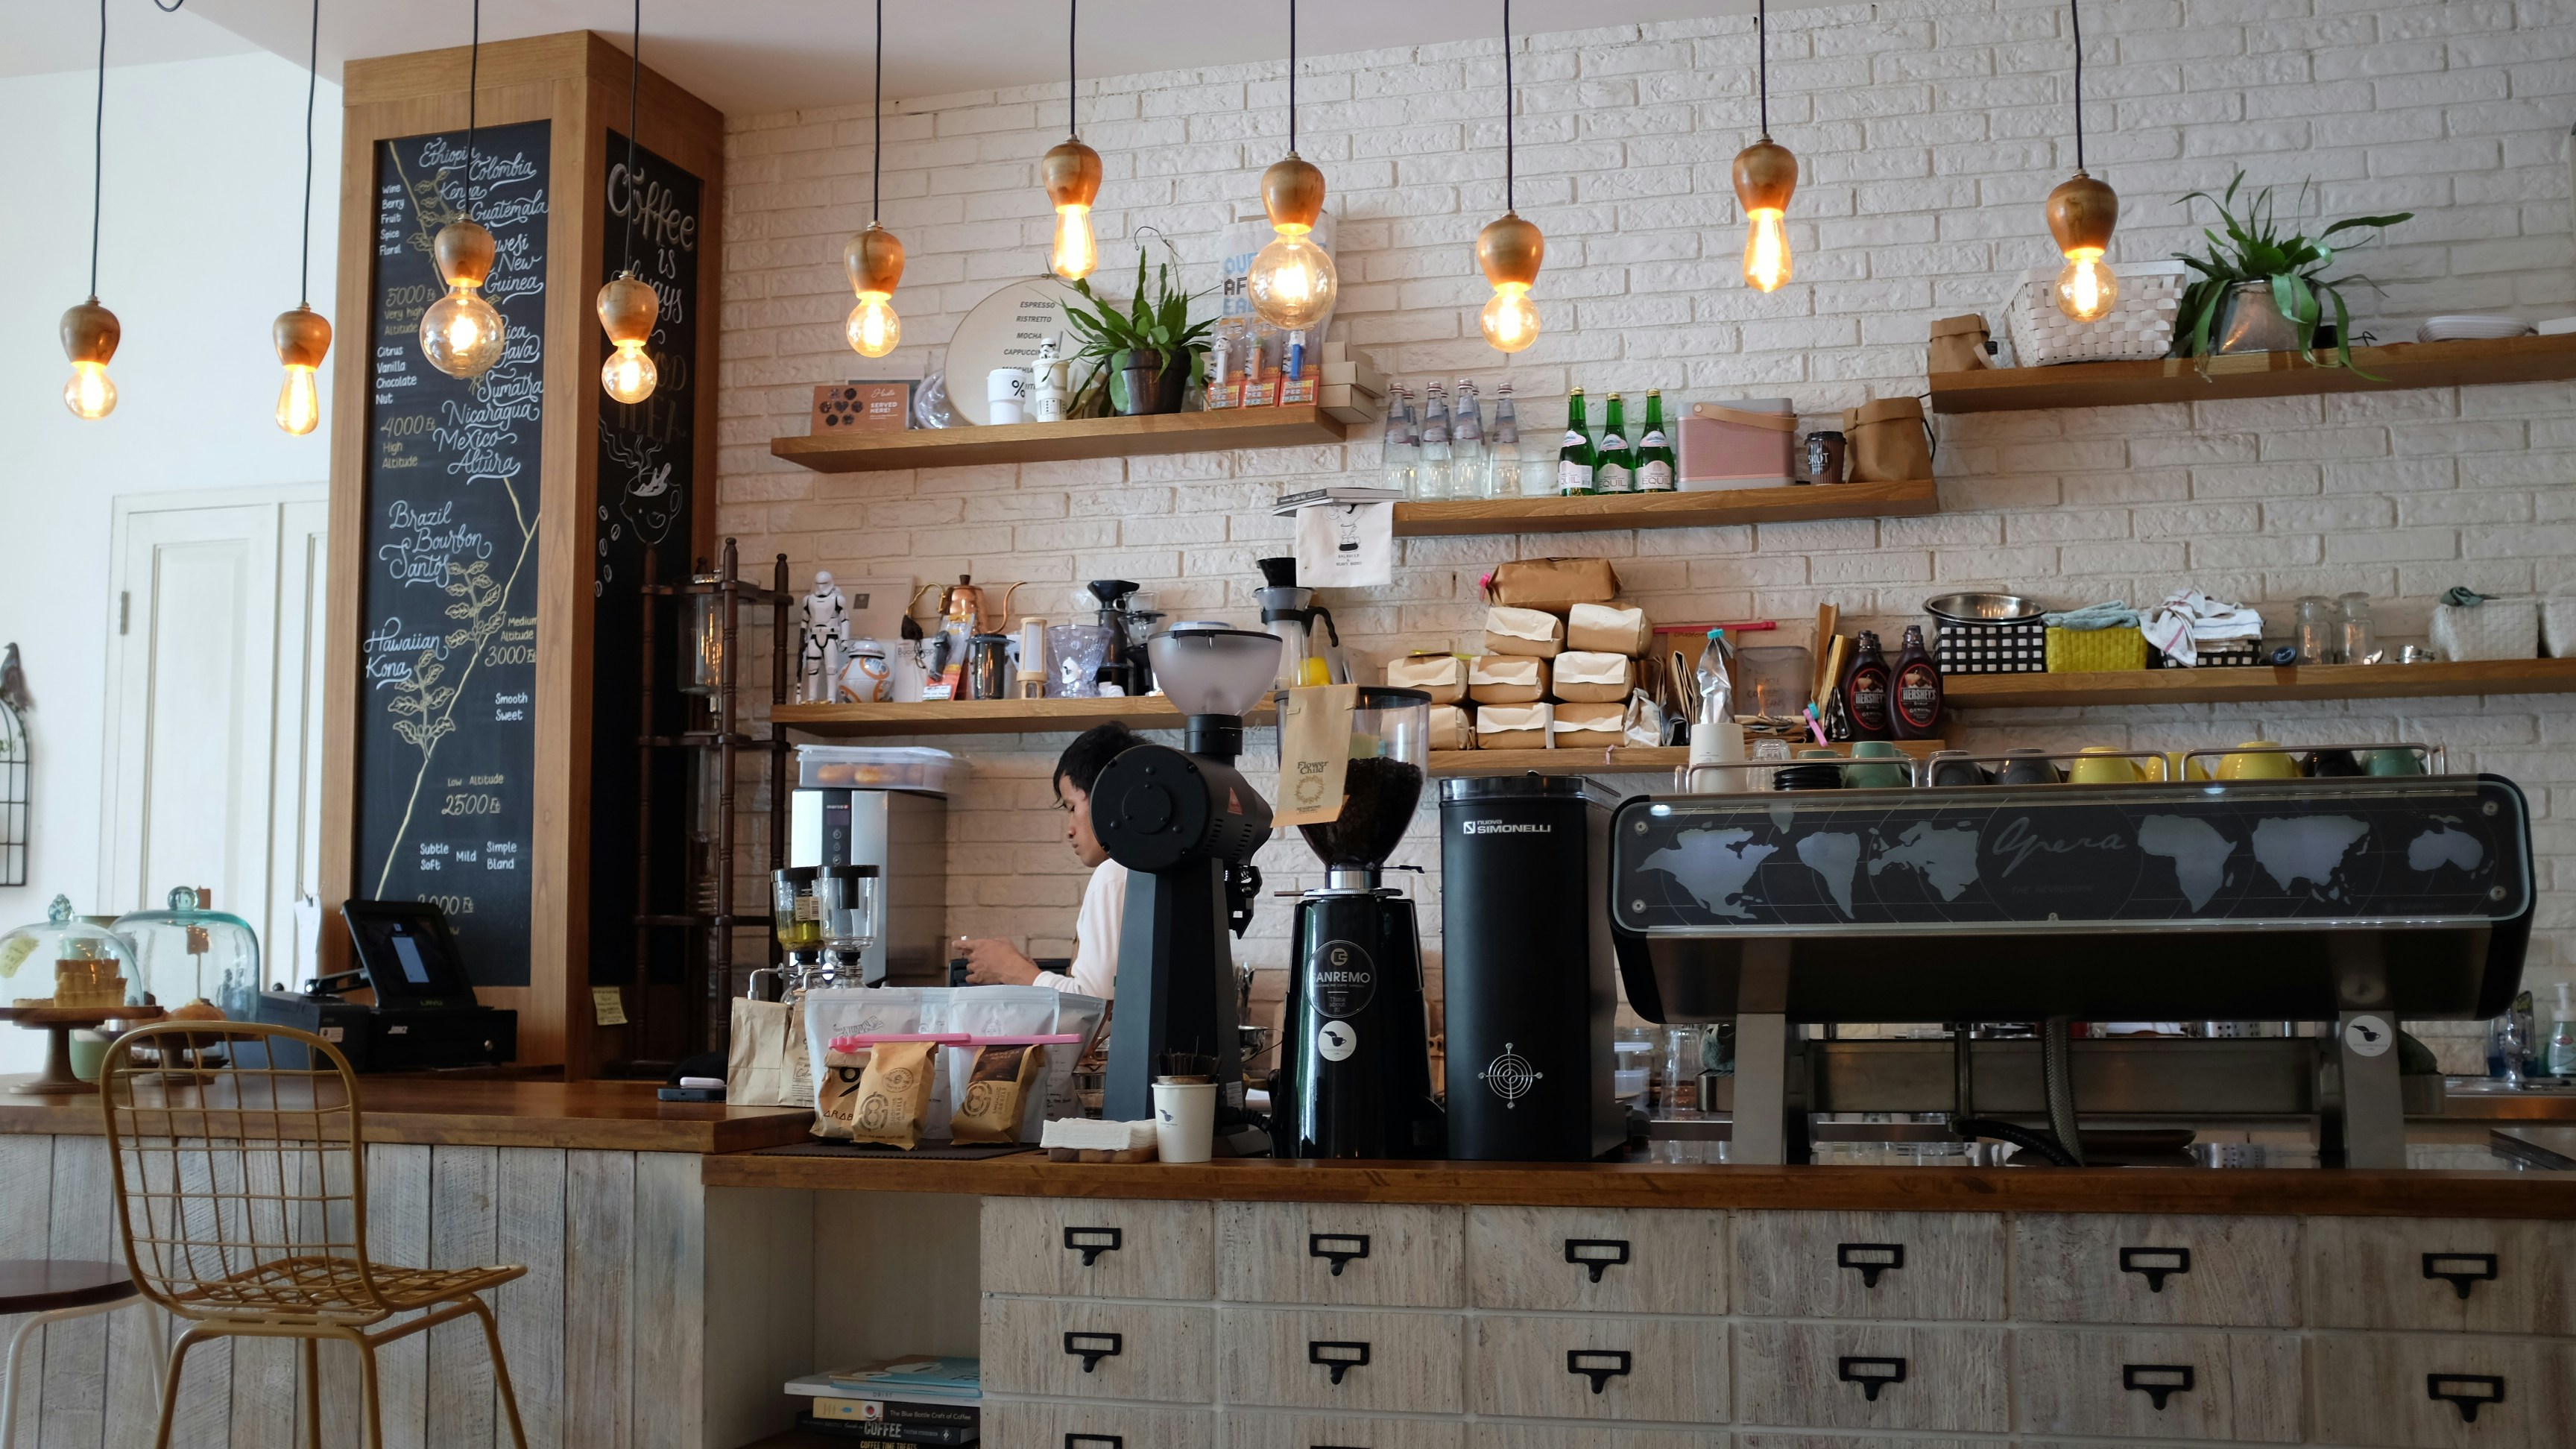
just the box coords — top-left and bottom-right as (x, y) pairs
(99, 487), (329, 985)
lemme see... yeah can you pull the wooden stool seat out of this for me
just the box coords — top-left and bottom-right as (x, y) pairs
(0, 1259), (139, 1315)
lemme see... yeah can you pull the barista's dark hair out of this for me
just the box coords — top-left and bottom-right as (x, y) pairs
(1054, 722), (1137, 799)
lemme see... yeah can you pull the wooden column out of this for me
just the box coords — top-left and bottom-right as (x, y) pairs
(319, 32), (724, 1078)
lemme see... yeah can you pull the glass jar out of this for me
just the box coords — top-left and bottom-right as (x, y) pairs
(114, 886), (262, 1020)
(2294, 595), (2340, 665)
(0, 895), (141, 1008)
(678, 573), (725, 695)
(2337, 592), (2375, 664)
(815, 865), (881, 959)
(1292, 687), (1430, 872)
(771, 867), (823, 953)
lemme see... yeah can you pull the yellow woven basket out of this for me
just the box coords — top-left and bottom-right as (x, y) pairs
(2045, 625), (2148, 672)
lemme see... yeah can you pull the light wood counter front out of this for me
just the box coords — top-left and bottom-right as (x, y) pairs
(0, 1076), (812, 1154)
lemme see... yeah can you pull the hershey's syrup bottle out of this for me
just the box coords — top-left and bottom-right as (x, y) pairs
(1890, 624), (1945, 739)
(1842, 630), (1893, 740)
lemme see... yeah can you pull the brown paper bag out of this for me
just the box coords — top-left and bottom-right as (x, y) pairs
(1551, 651), (1634, 703)
(1486, 558), (1621, 613)
(1469, 654), (1549, 704)
(1427, 704), (1473, 751)
(815, 1038), (939, 1149)
(1474, 703), (1553, 751)
(1565, 602), (1652, 657)
(1274, 683), (1360, 827)
(725, 997), (798, 1108)
(1552, 700), (1627, 740)
(1383, 651), (1465, 704)
(950, 1043), (1046, 1143)
(1483, 606), (1565, 658)
(1928, 315), (1992, 373)
(1845, 397), (1934, 483)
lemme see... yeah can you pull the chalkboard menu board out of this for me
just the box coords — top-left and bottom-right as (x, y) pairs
(590, 133), (703, 988)
(356, 121), (552, 988)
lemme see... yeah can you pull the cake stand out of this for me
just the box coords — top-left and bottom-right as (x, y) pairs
(0, 1006), (168, 1094)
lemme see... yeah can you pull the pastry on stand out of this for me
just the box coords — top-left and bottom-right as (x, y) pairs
(0, 895), (165, 1094)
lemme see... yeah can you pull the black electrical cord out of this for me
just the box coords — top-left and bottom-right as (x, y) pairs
(2071, 0), (2086, 170)
(1756, 0), (1770, 139)
(1502, 0), (1514, 212)
(622, 0), (640, 276)
(299, 0), (319, 306)
(1067, 0), (1078, 138)
(1954, 1117), (2085, 1168)
(1287, 0), (1297, 153)
(89, 0), (104, 299)
(871, 0), (883, 222)
(461, 0), (481, 221)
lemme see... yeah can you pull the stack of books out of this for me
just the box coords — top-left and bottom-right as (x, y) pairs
(788, 1357), (979, 1445)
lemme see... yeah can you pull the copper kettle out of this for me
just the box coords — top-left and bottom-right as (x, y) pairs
(925, 574), (1023, 634)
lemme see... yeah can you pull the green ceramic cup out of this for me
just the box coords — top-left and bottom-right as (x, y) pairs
(2365, 748), (2427, 777)
(68, 1029), (113, 1083)
(1844, 739), (1909, 789)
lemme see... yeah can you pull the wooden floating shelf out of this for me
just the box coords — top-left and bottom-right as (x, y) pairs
(1435, 740), (1947, 777)
(770, 405), (1348, 473)
(1392, 478), (1939, 537)
(1945, 657), (2576, 708)
(1928, 332), (2576, 414)
(774, 695), (1277, 739)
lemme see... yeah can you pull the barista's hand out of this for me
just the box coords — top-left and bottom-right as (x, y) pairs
(956, 937), (1043, 986)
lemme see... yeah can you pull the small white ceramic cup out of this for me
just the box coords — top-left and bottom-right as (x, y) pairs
(1151, 1079), (1219, 1164)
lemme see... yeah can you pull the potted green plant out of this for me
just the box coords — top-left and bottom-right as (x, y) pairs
(1058, 238), (1217, 417)
(2170, 171), (2411, 373)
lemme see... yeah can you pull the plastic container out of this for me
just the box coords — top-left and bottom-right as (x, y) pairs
(795, 745), (965, 795)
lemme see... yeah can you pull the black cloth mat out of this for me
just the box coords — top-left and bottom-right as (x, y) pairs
(752, 1139), (1037, 1161)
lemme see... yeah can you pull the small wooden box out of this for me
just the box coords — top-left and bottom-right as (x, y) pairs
(811, 382), (912, 434)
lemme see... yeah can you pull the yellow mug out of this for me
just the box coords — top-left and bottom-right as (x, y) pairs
(2215, 740), (2302, 781)
(2067, 747), (2146, 786)
(2164, 751), (2211, 781)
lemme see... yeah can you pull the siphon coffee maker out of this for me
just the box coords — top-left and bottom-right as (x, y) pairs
(814, 864), (881, 985)
(1272, 687), (1445, 1159)
(1253, 557), (1349, 690)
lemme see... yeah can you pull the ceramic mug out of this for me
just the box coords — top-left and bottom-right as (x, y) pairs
(1926, 750), (1985, 787)
(2068, 746), (2147, 786)
(2164, 751), (2212, 782)
(1997, 748), (2059, 786)
(2215, 740), (2302, 781)
(1843, 739), (1908, 789)
(2366, 748), (2428, 777)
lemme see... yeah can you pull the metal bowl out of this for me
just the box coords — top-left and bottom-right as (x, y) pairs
(1923, 591), (2045, 625)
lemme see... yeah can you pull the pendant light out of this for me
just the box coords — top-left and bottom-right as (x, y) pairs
(598, 0), (660, 403)
(1245, 0), (1337, 331)
(60, 0), (119, 420)
(1732, 0), (1796, 293)
(420, 0), (506, 379)
(2046, 0), (2120, 321)
(845, 0), (905, 359)
(274, 0), (332, 434)
(1041, 1), (1102, 280)
(1475, 0), (1541, 353)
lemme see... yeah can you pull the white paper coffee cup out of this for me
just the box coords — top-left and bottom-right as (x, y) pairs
(1152, 1080), (1219, 1164)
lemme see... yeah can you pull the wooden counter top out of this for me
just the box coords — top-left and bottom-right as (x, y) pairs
(700, 1152), (2576, 1219)
(0, 1076), (813, 1155)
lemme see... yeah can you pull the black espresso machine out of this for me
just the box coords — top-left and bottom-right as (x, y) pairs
(1610, 748), (2533, 1168)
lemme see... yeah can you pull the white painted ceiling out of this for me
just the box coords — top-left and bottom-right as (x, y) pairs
(10, 0), (1762, 114)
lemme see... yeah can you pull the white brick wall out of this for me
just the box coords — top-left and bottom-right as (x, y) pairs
(719, 0), (2576, 1058)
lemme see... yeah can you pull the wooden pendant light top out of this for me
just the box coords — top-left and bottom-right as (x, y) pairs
(845, 223), (906, 297)
(1477, 212), (1545, 289)
(60, 299), (120, 366)
(2046, 170), (2120, 256)
(1262, 154), (1328, 233)
(272, 306), (333, 369)
(1731, 138), (1798, 215)
(1042, 138), (1103, 209)
(596, 274), (660, 347)
(433, 219), (498, 288)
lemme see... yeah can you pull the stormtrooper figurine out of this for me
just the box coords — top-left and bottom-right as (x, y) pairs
(799, 571), (852, 703)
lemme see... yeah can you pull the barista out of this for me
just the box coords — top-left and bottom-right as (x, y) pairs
(953, 723), (1133, 999)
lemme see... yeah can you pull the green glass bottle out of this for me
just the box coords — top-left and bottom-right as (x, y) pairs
(1594, 393), (1634, 493)
(1556, 388), (1595, 496)
(1637, 389), (1676, 491)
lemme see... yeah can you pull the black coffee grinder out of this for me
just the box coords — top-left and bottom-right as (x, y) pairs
(1272, 687), (1445, 1159)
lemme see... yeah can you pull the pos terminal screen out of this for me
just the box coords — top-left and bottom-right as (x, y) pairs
(340, 900), (477, 1003)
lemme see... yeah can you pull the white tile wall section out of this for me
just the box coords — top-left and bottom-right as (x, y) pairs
(717, 0), (2576, 1058)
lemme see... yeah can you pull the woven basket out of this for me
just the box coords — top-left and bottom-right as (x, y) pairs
(2002, 261), (2188, 367)
(2431, 599), (2537, 662)
(1933, 618), (2045, 675)
(2045, 625), (2148, 673)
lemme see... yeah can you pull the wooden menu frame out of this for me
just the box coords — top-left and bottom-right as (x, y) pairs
(319, 32), (722, 1077)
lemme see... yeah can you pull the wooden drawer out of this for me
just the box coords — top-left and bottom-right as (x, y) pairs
(2013, 1213), (2299, 1328)
(1730, 1322), (2008, 1434)
(2013, 1328), (2303, 1442)
(1737, 1439), (1976, 1449)
(1219, 1202), (1464, 1307)
(1225, 1409), (1465, 1449)
(1477, 1427), (1726, 1449)
(2309, 1334), (2576, 1449)
(1467, 1205), (1727, 1315)
(982, 1196), (1214, 1301)
(2305, 1216), (2576, 1334)
(1471, 1312), (1729, 1424)
(1730, 1211), (2004, 1321)
(980, 1297), (1213, 1404)
(982, 1396), (1213, 1449)
(1216, 1306), (1464, 1415)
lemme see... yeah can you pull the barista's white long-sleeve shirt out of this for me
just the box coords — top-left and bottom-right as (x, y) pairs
(1029, 859), (1124, 1000)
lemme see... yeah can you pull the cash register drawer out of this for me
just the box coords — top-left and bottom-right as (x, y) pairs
(980, 1298), (1211, 1404)
(982, 1197), (1213, 1301)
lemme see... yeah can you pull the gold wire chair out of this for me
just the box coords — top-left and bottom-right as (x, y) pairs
(99, 1022), (530, 1449)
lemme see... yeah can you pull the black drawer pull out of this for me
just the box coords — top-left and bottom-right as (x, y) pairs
(2119, 1246), (2191, 1292)
(1308, 1339), (1371, 1385)
(1567, 1349), (1633, 1395)
(1062, 1331), (1123, 1374)
(1837, 1356), (1906, 1401)
(1062, 1226), (1123, 1266)
(1565, 1238), (1632, 1284)
(2123, 1363), (2195, 1410)
(2428, 1373), (2505, 1423)
(1310, 1233), (1371, 1276)
(2423, 1252), (2500, 1301)
(1065, 1437), (1122, 1449)
(1837, 1242), (1904, 1288)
